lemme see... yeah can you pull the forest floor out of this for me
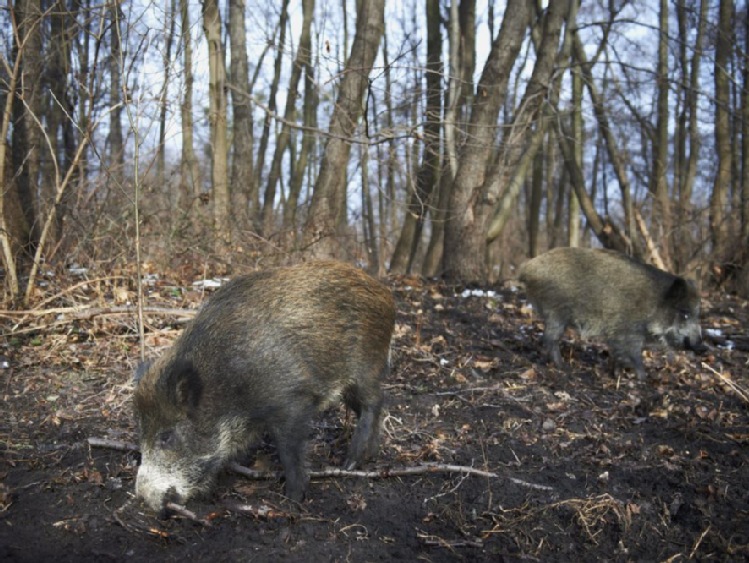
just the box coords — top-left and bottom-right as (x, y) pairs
(1, 272), (748, 562)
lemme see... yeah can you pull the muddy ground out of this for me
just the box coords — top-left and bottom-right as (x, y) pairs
(1, 274), (748, 561)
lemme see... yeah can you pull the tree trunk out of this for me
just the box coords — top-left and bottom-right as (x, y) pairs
(228, 0), (255, 234)
(9, 0), (42, 269)
(49, 3), (77, 245)
(255, 0), (290, 226)
(484, 0), (570, 246)
(442, 0), (530, 282)
(202, 0), (230, 258)
(263, 0), (313, 236)
(571, 30), (638, 255)
(568, 35), (582, 248)
(283, 0), (316, 235)
(742, 2), (749, 249)
(528, 139), (543, 258)
(390, 0), (442, 274)
(158, 0), (177, 192)
(711, 0), (733, 261)
(107, 4), (124, 187)
(423, 0), (473, 276)
(181, 0), (201, 201)
(650, 0), (672, 268)
(303, 0), (385, 260)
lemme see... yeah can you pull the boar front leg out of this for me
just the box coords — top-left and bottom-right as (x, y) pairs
(541, 315), (566, 368)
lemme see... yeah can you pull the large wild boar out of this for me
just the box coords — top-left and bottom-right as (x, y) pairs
(133, 261), (395, 510)
(518, 247), (703, 379)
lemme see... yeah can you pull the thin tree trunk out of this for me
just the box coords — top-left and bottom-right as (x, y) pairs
(9, 0), (42, 270)
(390, 0), (442, 274)
(107, 4), (124, 187)
(303, 0), (385, 259)
(423, 0), (469, 276)
(255, 0), (290, 224)
(528, 139), (543, 258)
(742, 2), (749, 248)
(202, 0), (230, 258)
(158, 0), (177, 192)
(571, 30), (637, 255)
(180, 0), (201, 201)
(484, 0), (570, 245)
(569, 35), (582, 248)
(650, 0), (672, 268)
(263, 0), (313, 236)
(283, 0), (316, 234)
(712, 0), (733, 261)
(228, 0), (255, 234)
(442, 0), (530, 282)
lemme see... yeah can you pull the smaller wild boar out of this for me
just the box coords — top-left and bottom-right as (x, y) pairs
(518, 247), (703, 379)
(133, 261), (395, 511)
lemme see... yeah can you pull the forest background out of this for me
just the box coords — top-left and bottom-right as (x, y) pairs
(1, 0), (748, 305)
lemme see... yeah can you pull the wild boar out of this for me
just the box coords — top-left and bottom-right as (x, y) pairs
(133, 261), (395, 510)
(518, 247), (703, 379)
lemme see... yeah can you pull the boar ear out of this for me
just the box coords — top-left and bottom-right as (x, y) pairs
(664, 278), (691, 305)
(134, 360), (152, 385)
(160, 359), (204, 410)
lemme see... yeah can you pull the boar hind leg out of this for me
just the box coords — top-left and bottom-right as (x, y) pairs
(542, 316), (565, 368)
(342, 374), (385, 470)
(272, 410), (313, 502)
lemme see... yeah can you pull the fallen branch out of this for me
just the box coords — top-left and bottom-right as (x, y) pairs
(221, 500), (292, 520)
(229, 461), (499, 480)
(87, 437), (140, 452)
(0, 305), (197, 320)
(89, 438), (557, 490)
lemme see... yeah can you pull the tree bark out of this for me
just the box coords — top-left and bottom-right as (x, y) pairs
(228, 0), (255, 234)
(283, 0), (316, 234)
(303, 0), (385, 260)
(255, 0), (290, 227)
(442, 0), (530, 282)
(711, 0), (733, 261)
(263, 0), (313, 236)
(202, 0), (230, 258)
(649, 0), (672, 268)
(423, 0), (476, 275)
(390, 0), (442, 274)
(180, 0), (201, 201)
(484, 0), (570, 246)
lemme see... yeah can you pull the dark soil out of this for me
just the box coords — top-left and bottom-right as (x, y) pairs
(2, 275), (748, 561)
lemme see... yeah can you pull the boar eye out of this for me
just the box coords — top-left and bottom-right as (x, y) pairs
(679, 310), (691, 321)
(156, 430), (178, 450)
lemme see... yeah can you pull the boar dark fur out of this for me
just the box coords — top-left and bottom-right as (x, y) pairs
(519, 247), (703, 379)
(134, 261), (395, 510)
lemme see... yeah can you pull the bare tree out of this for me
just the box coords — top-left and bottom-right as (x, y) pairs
(202, 0), (230, 258)
(442, 0), (530, 281)
(180, 0), (201, 200)
(228, 0), (255, 234)
(712, 0), (733, 262)
(263, 0), (313, 236)
(390, 0), (442, 274)
(303, 0), (386, 259)
(649, 0), (672, 268)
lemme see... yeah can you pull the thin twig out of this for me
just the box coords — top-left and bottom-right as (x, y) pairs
(164, 502), (211, 526)
(701, 362), (749, 403)
(688, 524), (711, 559)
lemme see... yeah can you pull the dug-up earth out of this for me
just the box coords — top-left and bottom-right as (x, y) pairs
(1, 273), (748, 562)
